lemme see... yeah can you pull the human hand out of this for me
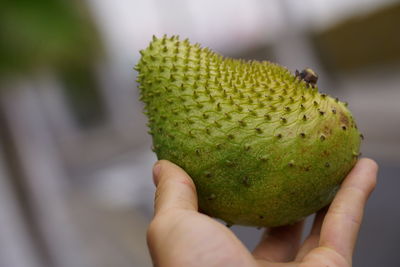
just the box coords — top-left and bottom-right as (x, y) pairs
(147, 158), (377, 267)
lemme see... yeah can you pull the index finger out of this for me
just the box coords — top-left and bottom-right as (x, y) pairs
(319, 158), (378, 262)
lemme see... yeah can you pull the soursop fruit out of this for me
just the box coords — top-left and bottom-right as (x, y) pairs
(136, 35), (362, 227)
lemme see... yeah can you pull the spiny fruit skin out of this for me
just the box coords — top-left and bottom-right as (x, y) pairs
(136, 35), (361, 227)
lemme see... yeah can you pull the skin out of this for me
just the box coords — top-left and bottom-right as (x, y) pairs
(147, 158), (378, 267)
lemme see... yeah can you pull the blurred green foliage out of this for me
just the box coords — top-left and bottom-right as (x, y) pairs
(313, 2), (400, 72)
(0, 0), (102, 75)
(60, 66), (107, 128)
(0, 0), (107, 128)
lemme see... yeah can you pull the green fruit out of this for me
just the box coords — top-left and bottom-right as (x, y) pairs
(136, 35), (362, 227)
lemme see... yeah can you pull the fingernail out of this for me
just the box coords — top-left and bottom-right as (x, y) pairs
(152, 161), (162, 186)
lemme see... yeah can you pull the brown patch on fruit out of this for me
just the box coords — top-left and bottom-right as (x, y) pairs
(322, 125), (333, 136)
(339, 111), (349, 128)
(300, 146), (309, 154)
(302, 166), (311, 172)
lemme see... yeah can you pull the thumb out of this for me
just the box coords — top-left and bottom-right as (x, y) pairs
(152, 160), (198, 216)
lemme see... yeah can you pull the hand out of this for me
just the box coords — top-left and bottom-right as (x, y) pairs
(147, 158), (378, 267)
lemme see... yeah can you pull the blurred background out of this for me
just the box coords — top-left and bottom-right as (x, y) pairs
(0, 0), (399, 266)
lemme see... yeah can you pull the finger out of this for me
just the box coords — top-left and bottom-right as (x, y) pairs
(295, 207), (328, 261)
(253, 220), (304, 262)
(319, 158), (378, 262)
(152, 160), (198, 216)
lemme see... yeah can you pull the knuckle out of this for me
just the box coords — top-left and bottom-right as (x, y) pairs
(147, 216), (163, 243)
(330, 204), (361, 226)
(154, 187), (161, 204)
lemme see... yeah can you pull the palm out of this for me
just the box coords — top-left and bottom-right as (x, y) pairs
(147, 159), (377, 267)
